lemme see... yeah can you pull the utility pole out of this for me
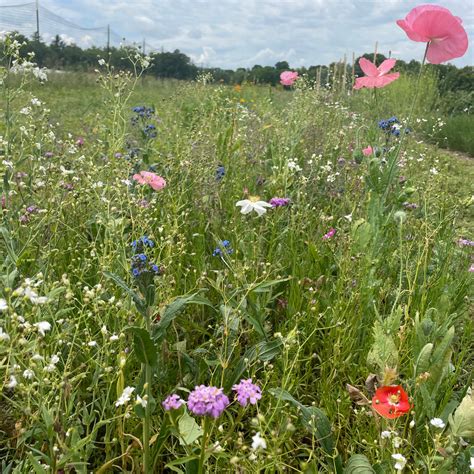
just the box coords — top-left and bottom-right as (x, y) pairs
(35, 0), (40, 39)
(106, 25), (110, 53)
(142, 39), (146, 55)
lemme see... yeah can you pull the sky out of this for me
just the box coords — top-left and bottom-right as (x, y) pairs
(2, 0), (473, 68)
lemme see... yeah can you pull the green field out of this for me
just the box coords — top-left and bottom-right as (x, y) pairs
(1, 58), (473, 473)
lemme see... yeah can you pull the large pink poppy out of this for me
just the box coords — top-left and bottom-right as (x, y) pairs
(280, 71), (299, 86)
(397, 5), (468, 64)
(353, 58), (400, 90)
(133, 171), (166, 191)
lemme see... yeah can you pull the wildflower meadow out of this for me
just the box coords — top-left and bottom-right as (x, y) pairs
(0, 4), (473, 473)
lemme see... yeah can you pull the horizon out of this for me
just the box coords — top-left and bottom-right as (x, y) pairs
(1, 0), (473, 69)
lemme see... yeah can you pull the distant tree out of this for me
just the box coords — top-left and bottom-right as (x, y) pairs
(275, 61), (290, 71)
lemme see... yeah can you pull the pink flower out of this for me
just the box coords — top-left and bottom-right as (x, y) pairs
(362, 146), (373, 156)
(469, 264), (474, 273)
(323, 228), (336, 240)
(76, 137), (84, 146)
(280, 71), (299, 86)
(354, 58), (400, 90)
(133, 171), (166, 191)
(397, 5), (468, 64)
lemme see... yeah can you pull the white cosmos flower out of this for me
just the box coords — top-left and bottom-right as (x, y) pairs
(236, 197), (272, 217)
(392, 453), (407, 472)
(430, 418), (445, 429)
(251, 432), (267, 450)
(116, 386), (135, 407)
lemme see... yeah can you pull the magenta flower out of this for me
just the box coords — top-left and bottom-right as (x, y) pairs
(469, 264), (474, 273)
(354, 58), (400, 90)
(133, 171), (166, 191)
(280, 71), (299, 86)
(323, 228), (336, 240)
(362, 146), (373, 156)
(397, 5), (468, 64)
(76, 137), (84, 146)
(162, 394), (185, 411)
(187, 385), (229, 418)
(232, 379), (262, 407)
(270, 197), (291, 207)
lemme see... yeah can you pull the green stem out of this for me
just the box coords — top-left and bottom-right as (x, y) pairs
(198, 417), (210, 474)
(143, 312), (152, 473)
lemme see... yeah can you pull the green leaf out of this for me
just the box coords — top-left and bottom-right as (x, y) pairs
(449, 391), (474, 438)
(125, 326), (158, 367)
(345, 454), (375, 473)
(367, 320), (398, 372)
(103, 271), (146, 315)
(414, 343), (433, 377)
(177, 411), (203, 446)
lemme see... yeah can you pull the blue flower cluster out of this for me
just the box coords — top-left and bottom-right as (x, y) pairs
(378, 116), (410, 137)
(216, 165), (225, 181)
(144, 124), (157, 138)
(213, 240), (233, 257)
(130, 236), (160, 277)
(131, 106), (158, 139)
(132, 106), (155, 118)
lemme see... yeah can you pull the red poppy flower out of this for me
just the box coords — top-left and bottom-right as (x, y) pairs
(372, 385), (411, 419)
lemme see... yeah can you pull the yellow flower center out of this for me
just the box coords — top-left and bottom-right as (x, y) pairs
(388, 393), (401, 405)
(249, 195), (261, 202)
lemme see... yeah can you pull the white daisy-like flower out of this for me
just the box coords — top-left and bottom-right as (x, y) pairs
(236, 197), (272, 217)
(251, 432), (267, 450)
(381, 430), (391, 439)
(116, 386), (135, 407)
(34, 321), (51, 336)
(430, 418), (445, 429)
(0, 327), (10, 342)
(392, 453), (407, 472)
(136, 394), (147, 408)
(16, 286), (49, 304)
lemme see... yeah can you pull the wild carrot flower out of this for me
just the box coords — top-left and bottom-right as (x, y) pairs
(354, 58), (400, 89)
(232, 379), (262, 407)
(133, 171), (166, 191)
(187, 385), (229, 418)
(372, 385), (411, 419)
(397, 5), (468, 64)
(162, 394), (185, 411)
(280, 71), (299, 86)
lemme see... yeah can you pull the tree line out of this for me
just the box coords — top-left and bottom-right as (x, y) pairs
(3, 33), (473, 95)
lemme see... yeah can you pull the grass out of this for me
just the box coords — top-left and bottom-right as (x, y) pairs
(0, 54), (473, 474)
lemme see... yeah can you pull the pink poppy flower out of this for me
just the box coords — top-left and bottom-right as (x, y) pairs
(322, 228), (336, 240)
(362, 146), (373, 156)
(354, 58), (400, 90)
(133, 171), (166, 191)
(280, 71), (299, 86)
(397, 5), (468, 64)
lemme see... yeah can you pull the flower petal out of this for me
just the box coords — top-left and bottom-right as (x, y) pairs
(359, 58), (379, 77)
(377, 59), (396, 75)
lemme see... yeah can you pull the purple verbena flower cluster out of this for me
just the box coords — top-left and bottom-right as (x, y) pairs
(162, 394), (185, 411)
(232, 378), (262, 407)
(270, 197), (290, 207)
(187, 385), (230, 418)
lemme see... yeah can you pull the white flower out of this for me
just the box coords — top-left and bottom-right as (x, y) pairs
(392, 436), (402, 448)
(101, 325), (108, 335)
(7, 375), (17, 388)
(50, 355), (60, 364)
(0, 327), (10, 342)
(392, 453), (407, 472)
(31, 98), (42, 106)
(23, 369), (34, 379)
(32, 67), (47, 81)
(88, 341), (98, 347)
(0, 299), (8, 312)
(98, 58), (106, 66)
(20, 107), (31, 115)
(31, 354), (44, 361)
(251, 432), (267, 450)
(116, 386), (135, 407)
(16, 286), (49, 304)
(430, 167), (439, 175)
(136, 394), (147, 408)
(236, 197), (272, 217)
(430, 418), (445, 429)
(381, 430), (391, 439)
(470, 456), (474, 471)
(409, 419), (415, 428)
(34, 321), (51, 336)
(109, 334), (119, 341)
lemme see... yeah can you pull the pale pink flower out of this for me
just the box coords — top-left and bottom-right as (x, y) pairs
(362, 146), (373, 156)
(133, 171), (166, 191)
(397, 5), (468, 64)
(280, 71), (299, 86)
(354, 58), (400, 90)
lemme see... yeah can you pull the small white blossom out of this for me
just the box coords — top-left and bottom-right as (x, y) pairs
(23, 369), (34, 379)
(0, 327), (10, 342)
(31, 98), (42, 106)
(34, 321), (51, 336)
(88, 341), (98, 347)
(116, 386), (135, 407)
(251, 432), (267, 450)
(109, 334), (119, 341)
(392, 453), (407, 472)
(381, 430), (391, 439)
(7, 375), (17, 388)
(409, 419), (415, 428)
(136, 394), (147, 408)
(236, 198), (272, 217)
(98, 58), (106, 66)
(430, 418), (445, 429)
(0, 299), (7, 311)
